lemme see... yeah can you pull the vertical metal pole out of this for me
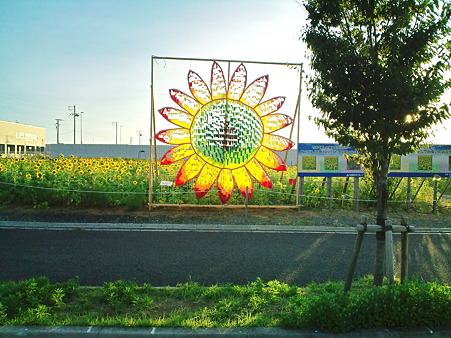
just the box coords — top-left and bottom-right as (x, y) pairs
(245, 186), (249, 224)
(73, 105), (76, 144)
(149, 56), (155, 210)
(354, 177), (359, 212)
(80, 112), (84, 144)
(327, 176), (332, 211)
(295, 176), (300, 209)
(406, 177), (411, 213)
(298, 176), (304, 210)
(433, 178), (438, 215)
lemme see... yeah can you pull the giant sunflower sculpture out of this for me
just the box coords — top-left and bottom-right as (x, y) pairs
(156, 62), (294, 204)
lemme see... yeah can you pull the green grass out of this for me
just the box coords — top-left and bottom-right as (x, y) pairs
(0, 276), (449, 333)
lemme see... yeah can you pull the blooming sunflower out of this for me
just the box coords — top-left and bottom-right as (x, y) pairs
(155, 62), (294, 204)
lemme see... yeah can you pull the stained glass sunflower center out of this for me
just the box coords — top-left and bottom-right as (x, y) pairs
(191, 99), (263, 169)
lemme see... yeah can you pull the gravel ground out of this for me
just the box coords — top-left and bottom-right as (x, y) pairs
(1, 205), (449, 228)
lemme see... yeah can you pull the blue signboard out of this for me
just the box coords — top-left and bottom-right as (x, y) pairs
(298, 143), (364, 177)
(388, 145), (451, 177)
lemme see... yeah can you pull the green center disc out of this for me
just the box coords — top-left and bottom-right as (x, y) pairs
(191, 99), (263, 169)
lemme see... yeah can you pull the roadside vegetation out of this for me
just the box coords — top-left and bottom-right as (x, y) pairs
(0, 276), (449, 333)
(0, 156), (449, 213)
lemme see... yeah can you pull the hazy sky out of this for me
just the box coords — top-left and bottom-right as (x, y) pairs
(1, 0), (450, 145)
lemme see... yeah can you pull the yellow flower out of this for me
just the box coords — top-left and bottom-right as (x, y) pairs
(25, 174), (31, 179)
(314, 188), (320, 193)
(79, 170), (84, 175)
(36, 172), (44, 179)
(117, 175), (122, 180)
(132, 181), (138, 185)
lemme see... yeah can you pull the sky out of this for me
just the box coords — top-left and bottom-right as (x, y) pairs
(0, 0), (450, 146)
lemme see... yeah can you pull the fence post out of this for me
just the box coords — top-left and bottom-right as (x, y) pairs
(353, 177), (359, 212)
(327, 177), (332, 211)
(298, 177), (304, 210)
(433, 177), (439, 215)
(406, 178), (411, 213)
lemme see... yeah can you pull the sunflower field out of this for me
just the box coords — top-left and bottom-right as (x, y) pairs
(0, 155), (450, 212)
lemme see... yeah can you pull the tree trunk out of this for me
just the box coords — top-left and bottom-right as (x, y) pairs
(374, 158), (389, 286)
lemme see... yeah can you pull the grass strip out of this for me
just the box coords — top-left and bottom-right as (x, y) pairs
(0, 276), (449, 333)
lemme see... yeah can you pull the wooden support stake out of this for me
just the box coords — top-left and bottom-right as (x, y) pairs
(384, 220), (394, 284)
(438, 178), (451, 202)
(344, 216), (368, 292)
(341, 177), (350, 208)
(400, 217), (410, 283)
(412, 177), (426, 202)
(389, 178), (403, 200)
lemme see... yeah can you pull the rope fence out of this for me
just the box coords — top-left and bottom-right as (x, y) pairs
(1, 180), (447, 207)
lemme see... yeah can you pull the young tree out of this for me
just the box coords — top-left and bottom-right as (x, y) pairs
(302, 0), (450, 285)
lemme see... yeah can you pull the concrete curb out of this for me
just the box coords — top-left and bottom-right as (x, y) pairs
(1, 326), (450, 337)
(0, 221), (450, 234)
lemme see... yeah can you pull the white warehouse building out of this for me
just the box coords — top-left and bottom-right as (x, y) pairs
(0, 120), (46, 157)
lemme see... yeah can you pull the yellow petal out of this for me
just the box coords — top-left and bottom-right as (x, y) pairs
(232, 166), (253, 199)
(188, 70), (211, 105)
(217, 169), (234, 204)
(254, 97), (285, 116)
(155, 129), (190, 145)
(262, 114), (293, 133)
(195, 163), (221, 199)
(170, 89), (201, 115)
(254, 147), (286, 171)
(227, 63), (247, 100)
(245, 159), (272, 188)
(240, 75), (268, 107)
(158, 107), (193, 129)
(211, 62), (227, 100)
(175, 154), (204, 186)
(262, 134), (294, 151)
(160, 144), (194, 165)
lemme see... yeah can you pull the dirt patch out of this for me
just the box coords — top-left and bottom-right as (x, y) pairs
(0, 205), (449, 228)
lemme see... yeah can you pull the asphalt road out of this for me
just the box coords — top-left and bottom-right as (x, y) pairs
(0, 229), (449, 286)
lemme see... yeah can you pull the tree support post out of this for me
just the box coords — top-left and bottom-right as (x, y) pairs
(344, 216), (367, 292)
(384, 220), (394, 284)
(345, 219), (414, 291)
(400, 217), (409, 284)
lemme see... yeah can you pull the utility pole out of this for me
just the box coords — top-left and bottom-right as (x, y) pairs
(120, 125), (123, 144)
(55, 119), (63, 144)
(137, 130), (143, 145)
(80, 112), (84, 144)
(112, 122), (118, 144)
(68, 105), (78, 144)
